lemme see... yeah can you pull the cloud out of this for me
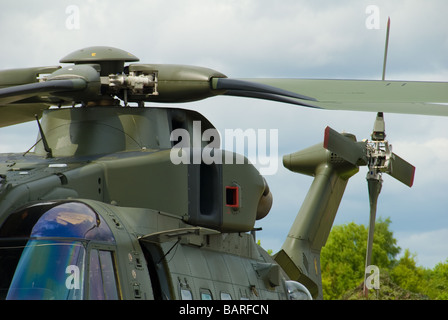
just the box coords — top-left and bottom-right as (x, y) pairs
(396, 229), (448, 268)
(0, 122), (37, 153)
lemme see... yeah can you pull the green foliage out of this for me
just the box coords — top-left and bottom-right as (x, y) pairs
(257, 239), (273, 256)
(422, 259), (448, 299)
(390, 249), (425, 293)
(342, 270), (429, 300)
(321, 218), (448, 300)
(320, 218), (400, 299)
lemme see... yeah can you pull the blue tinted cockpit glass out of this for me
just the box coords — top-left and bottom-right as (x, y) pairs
(31, 202), (115, 243)
(6, 239), (85, 300)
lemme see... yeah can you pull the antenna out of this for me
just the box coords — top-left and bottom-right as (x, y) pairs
(34, 114), (52, 158)
(382, 17), (391, 81)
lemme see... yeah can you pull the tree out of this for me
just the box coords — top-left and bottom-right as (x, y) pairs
(320, 218), (400, 299)
(390, 249), (425, 293)
(423, 259), (448, 299)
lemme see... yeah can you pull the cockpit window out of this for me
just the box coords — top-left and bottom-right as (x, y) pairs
(6, 239), (85, 300)
(89, 249), (119, 300)
(0, 201), (115, 242)
(0, 201), (117, 300)
(31, 202), (115, 242)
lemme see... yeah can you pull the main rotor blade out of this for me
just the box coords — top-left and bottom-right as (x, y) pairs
(0, 78), (87, 105)
(323, 126), (368, 166)
(222, 89), (320, 108)
(0, 66), (61, 87)
(213, 78), (317, 101)
(0, 78), (87, 127)
(241, 78), (448, 116)
(388, 153), (416, 187)
(0, 103), (50, 128)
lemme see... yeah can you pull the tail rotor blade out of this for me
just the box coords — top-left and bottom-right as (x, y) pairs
(388, 153), (416, 187)
(364, 177), (382, 297)
(323, 126), (368, 166)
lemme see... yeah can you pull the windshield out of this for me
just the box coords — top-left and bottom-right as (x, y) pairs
(6, 239), (85, 300)
(0, 201), (117, 300)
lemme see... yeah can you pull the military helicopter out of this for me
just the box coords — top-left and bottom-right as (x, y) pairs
(0, 43), (445, 301)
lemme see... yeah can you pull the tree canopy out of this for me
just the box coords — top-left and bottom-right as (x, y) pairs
(320, 218), (448, 300)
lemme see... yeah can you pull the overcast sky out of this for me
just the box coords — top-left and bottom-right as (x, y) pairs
(1, 0), (448, 268)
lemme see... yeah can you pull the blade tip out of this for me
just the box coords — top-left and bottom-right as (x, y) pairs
(323, 126), (331, 149)
(409, 166), (416, 187)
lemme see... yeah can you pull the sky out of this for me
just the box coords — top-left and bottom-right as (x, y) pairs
(1, 0), (448, 269)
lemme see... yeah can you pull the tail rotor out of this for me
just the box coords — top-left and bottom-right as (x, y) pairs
(323, 112), (415, 297)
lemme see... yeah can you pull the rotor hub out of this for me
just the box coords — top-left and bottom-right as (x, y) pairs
(59, 46), (140, 76)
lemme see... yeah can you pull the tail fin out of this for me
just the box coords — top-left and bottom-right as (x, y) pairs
(275, 134), (359, 299)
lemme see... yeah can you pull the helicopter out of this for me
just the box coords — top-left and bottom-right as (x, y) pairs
(0, 44), (445, 301)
